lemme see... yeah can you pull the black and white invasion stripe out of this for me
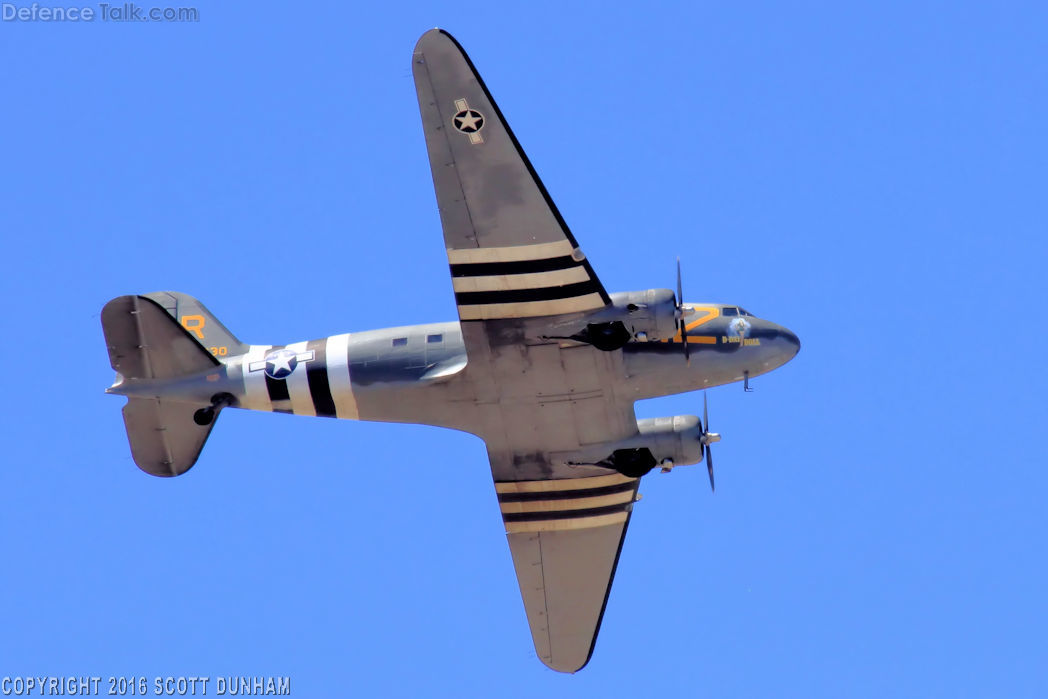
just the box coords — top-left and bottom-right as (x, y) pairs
(263, 343), (293, 414)
(305, 338), (337, 418)
(495, 473), (639, 534)
(240, 335), (359, 419)
(449, 240), (609, 320)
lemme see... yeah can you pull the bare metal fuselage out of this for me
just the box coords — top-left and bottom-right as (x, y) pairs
(109, 303), (799, 441)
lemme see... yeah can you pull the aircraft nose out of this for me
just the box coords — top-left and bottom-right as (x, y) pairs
(779, 325), (800, 360)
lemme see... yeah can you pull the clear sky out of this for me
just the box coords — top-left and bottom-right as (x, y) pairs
(2, 2), (1046, 696)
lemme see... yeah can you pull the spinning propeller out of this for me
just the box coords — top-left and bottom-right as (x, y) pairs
(675, 257), (690, 363)
(700, 392), (721, 492)
(674, 260), (720, 491)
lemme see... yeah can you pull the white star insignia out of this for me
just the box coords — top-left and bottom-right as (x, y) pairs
(247, 349), (315, 377)
(267, 354), (294, 375)
(455, 110), (482, 132)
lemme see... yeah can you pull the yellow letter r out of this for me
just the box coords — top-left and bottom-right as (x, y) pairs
(181, 314), (206, 339)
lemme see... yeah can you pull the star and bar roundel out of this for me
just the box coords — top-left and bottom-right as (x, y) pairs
(248, 348), (315, 380)
(452, 98), (485, 145)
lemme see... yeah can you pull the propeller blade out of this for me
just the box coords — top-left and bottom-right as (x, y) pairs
(676, 257), (690, 364)
(706, 444), (715, 492)
(703, 392), (713, 491)
(676, 256), (683, 308)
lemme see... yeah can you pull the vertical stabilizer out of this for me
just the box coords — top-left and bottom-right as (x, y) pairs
(143, 291), (249, 360)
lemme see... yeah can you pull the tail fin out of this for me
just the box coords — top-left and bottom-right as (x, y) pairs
(141, 291), (248, 360)
(101, 294), (235, 477)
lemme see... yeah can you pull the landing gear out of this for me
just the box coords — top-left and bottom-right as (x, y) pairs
(574, 321), (632, 352)
(605, 448), (657, 478)
(193, 393), (235, 426)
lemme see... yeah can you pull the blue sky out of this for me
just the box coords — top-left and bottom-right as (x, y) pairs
(2, 1), (1046, 696)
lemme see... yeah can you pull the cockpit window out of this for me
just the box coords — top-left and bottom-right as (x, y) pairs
(722, 307), (738, 316)
(739, 308), (754, 317)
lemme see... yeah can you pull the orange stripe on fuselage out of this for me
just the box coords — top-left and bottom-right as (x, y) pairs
(663, 306), (720, 343)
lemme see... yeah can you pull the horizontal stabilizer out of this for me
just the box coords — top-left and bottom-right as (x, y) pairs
(122, 397), (216, 477)
(102, 294), (230, 476)
(102, 295), (219, 380)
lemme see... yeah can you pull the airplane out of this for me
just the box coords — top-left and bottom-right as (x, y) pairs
(100, 28), (800, 673)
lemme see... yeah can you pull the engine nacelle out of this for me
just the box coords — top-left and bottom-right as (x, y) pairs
(634, 415), (706, 466)
(550, 414), (706, 478)
(573, 288), (678, 351)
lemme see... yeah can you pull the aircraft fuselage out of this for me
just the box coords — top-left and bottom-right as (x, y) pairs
(109, 301), (799, 439)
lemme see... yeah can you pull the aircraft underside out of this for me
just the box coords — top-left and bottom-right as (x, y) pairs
(101, 28), (799, 674)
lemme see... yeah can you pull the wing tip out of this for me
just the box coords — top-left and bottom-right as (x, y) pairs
(415, 27), (462, 54)
(539, 655), (591, 674)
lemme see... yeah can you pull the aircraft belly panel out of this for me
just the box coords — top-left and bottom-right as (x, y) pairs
(572, 399), (614, 447)
(501, 401), (579, 456)
(473, 337), (635, 467)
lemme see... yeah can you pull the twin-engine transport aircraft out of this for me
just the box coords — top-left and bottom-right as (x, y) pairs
(101, 29), (799, 673)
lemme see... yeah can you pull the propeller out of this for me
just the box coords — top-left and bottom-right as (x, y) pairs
(675, 257), (690, 364)
(700, 392), (721, 492)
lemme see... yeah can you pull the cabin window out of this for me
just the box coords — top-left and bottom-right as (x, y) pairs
(722, 307), (738, 316)
(392, 337), (408, 347)
(427, 334), (443, 343)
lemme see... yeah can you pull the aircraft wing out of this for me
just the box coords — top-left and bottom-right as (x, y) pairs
(412, 29), (611, 322)
(492, 468), (640, 673)
(414, 29), (642, 673)
(475, 339), (642, 673)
